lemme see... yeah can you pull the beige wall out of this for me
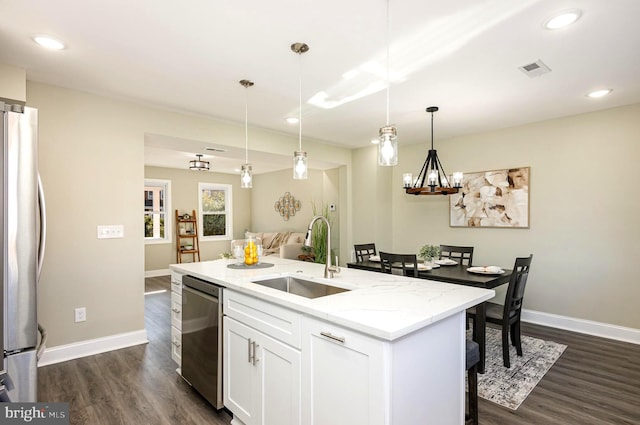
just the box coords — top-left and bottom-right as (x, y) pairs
(144, 166), (251, 270)
(144, 166), (347, 271)
(28, 80), (352, 348)
(353, 103), (640, 329)
(0, 63), (26, 104)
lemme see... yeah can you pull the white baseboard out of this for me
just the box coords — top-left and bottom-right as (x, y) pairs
(37, 329), (148, 367)
(145, 269), (170, 278)
(522, 309), (640, 345)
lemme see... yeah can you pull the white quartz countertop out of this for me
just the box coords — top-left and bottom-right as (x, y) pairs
(170, 257), (494, 341)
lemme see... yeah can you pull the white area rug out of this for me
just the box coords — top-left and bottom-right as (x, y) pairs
(472, 327), (567, 410)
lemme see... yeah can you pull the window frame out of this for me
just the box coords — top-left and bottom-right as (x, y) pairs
(144, 178), (172, 245)
(198, 182), (233, 241)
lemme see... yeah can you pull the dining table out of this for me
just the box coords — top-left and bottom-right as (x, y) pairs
(347, 259), (513, 374)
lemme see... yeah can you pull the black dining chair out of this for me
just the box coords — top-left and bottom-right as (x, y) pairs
(466, 337), (480, 425)
(467, 254), (533, 368)
(440, 245), (474, 266)
(379, 251), (418, 277)
(354, 243), (377, 262)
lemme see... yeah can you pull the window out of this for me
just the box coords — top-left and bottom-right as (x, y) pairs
(144, 179), (171, 244)
(199, 183), (232, 240)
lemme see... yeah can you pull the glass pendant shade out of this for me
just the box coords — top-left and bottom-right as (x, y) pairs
(240, 164), (253, 188)
(378, 125), (398, 166)
(293, 151), (308, 180)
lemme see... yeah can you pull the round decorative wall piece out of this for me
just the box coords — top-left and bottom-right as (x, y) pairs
(274, 192), (301, 221)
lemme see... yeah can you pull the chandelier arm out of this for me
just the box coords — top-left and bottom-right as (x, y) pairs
(434, 153), (450, 188)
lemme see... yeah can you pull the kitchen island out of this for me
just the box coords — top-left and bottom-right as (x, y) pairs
(171, 257), (494, 425)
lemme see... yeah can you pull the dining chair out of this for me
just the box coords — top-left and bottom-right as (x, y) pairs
(379, 251), (418, 277)
(466, 338), (480, 425)
(354, 243), (377, 262)
(440, 245), (474, 266)
(467, 254), (533, 368)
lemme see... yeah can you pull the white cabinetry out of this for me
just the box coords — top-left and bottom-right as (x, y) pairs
(302, 313), (465, 425)
(301, 317), (387, 425)
(170, 271), (183, 368)
(223, 290), (302, 425)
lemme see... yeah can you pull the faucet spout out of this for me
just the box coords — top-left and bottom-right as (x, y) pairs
(304, 215), (340, 278)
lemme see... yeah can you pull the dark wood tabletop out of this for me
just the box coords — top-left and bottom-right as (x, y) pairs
(347, 260), (512, 288)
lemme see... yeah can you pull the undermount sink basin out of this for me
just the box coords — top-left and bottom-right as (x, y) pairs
(251, 275), (350, 299)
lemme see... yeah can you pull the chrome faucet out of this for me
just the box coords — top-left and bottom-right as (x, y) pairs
(304, 215), (340, 278)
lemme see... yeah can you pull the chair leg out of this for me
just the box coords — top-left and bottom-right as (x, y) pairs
(502, 324), (511, 368)
(467, 364), (478, 425)
(513, 321), (523, 357)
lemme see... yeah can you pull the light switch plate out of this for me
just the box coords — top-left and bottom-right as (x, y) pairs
(97, 225), (124, 239)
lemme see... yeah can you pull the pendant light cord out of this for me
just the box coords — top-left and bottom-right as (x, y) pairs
(385, 0), (390, 126)
(245, 86), (249, 163)
(298, 52), (303, 151)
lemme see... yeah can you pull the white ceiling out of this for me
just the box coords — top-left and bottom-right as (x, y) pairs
(2, 0), (639, 173)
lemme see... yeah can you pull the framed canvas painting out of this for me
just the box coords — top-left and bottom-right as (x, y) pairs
(450, 167), (530, 228)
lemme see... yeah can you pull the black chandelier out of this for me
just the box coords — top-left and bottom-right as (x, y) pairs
(404, 106), (462, 195)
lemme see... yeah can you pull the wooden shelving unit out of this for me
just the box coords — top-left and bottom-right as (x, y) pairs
(176, 209), (200, 263)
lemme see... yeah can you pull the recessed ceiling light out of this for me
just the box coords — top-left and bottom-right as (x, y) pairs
(285, 117), (299, 124)
(32, 35), (66, 50)
(544, 10), (582, 30)
(586, 89), (612, 99)
(370, 138), (379, 145)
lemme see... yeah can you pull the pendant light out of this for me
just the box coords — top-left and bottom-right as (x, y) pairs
(239, 79), (254, 188)
(378, 0), (398, 166)
(189, 154), (210, 171)
(291, 42), (309, 180)
(404, 107), (463, 195)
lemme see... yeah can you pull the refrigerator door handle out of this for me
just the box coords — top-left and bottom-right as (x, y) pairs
(37, 173), (46, 280)
(36, 174), (48, 361)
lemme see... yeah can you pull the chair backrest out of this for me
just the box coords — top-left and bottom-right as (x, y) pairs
(440, 245), (474, 266)
(503, 254), (533, 319)
(379, 251), (418, 277)
(354, 243), (377, 262)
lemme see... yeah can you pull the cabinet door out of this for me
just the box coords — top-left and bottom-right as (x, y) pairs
(224, 316), (302, 425)
(302, 318), (386, 425)
(258, 330), (301, 425)
(224, 316), (260, 425)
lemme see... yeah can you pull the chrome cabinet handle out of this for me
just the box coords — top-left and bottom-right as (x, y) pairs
(172, 339), (181, 348)
(248, 338), (253, 363)
(252, 341), (259, 365)
(171, 308), (181, 313)
(320, 331), (345, 343)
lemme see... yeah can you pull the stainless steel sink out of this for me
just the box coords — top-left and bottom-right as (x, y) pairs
(251, 275), (350, 299)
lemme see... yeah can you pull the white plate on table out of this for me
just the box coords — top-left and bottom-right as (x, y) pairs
(368, 255), (380, 262)
(467, 266), (505, 275)
(434, 259), (458, 266)
(408, 263), (439, 270)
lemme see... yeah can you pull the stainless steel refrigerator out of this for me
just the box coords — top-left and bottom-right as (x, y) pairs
(0, 103), (46, 402)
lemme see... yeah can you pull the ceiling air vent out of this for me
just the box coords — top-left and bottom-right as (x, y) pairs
(204, 147), (226, 153)
(518, 60), (551, 78)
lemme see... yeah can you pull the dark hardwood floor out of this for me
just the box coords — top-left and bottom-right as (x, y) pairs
(38, 276), (232, 425)
(38, 276), (640, 425)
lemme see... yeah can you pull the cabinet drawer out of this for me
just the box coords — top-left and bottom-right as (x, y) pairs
(171, 292), (182, 330)
(224, 290), (301, 349)
(171, 272), (182, 293)
(171, 325), (182, 366)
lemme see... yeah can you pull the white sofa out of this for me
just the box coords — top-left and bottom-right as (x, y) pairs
(245, 231), (307, 260)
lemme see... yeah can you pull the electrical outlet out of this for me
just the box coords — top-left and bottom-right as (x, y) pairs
(75, 307), (86, 323)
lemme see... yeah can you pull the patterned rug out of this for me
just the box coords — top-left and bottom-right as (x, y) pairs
(471, 327), (567, 410)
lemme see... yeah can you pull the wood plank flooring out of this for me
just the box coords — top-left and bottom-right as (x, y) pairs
(38, 276), (640, 425)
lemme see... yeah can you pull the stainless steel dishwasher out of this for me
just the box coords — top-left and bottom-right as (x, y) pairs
(181, 275), (223, 409)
